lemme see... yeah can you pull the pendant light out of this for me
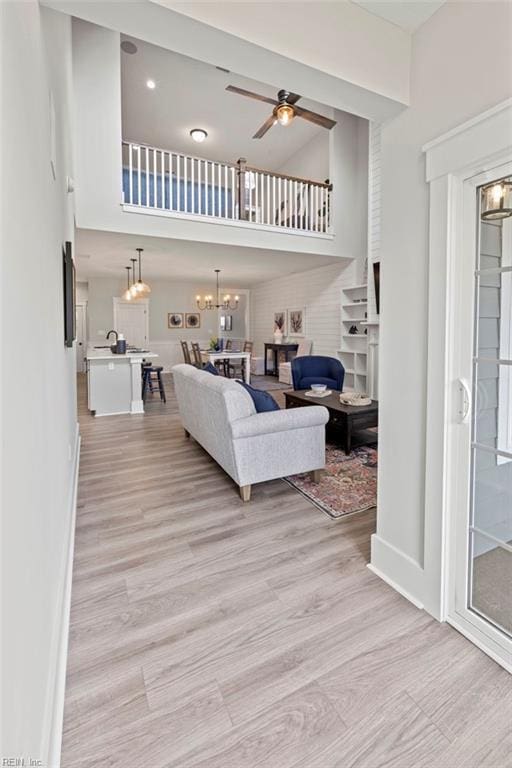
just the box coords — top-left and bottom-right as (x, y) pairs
(122, 266), (133, 301)
(196, 269), (239, 310)
(129, 258), (139, 297)
(132, 247), (151, 297)
(481, 179), (512, 220)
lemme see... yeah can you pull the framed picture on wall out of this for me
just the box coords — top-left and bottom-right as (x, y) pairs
(168, 313), (183, 329)
(288, 308), (305, 337)
(185, 313), (201, 329)
(274, 311), (286, 335)
(220, 315), (232, 332)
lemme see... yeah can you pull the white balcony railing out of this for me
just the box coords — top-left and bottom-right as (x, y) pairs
(122, 141), (332, 234)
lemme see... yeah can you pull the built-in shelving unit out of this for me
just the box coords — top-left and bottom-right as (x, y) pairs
(339, 284), (368, 393)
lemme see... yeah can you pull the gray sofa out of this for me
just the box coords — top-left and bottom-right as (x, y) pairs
(172, 364), (329, 501)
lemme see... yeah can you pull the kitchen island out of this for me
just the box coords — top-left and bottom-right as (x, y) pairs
(86, 347), (158, 416)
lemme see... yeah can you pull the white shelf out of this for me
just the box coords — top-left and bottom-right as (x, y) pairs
(360, 319), (380, 326)
(340, 285), (369, 394)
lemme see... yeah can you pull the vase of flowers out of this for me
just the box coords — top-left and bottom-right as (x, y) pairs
(209, 336), (221, 351)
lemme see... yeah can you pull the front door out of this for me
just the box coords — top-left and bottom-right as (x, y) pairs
(75, 302), (87, 373)
(450, 165), (512, 671)
(113, 299), (149, 348)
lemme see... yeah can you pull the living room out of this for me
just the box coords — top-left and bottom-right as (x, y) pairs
(3, 1), (512, 767)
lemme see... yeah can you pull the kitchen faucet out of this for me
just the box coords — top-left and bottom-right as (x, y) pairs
(106, 330), (118, 341)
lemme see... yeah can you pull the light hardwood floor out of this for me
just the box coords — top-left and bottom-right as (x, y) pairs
(61, 374), (512, 768)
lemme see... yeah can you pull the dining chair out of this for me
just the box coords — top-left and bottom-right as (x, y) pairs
(191, 342), (203, 367)
(228, 340), (253, 379)
(180, 340), (192, 365)
(222, 339), (232, 377)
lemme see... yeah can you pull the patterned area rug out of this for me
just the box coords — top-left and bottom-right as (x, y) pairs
(250, 375), (290, 392)
(284, 444), (377, 519)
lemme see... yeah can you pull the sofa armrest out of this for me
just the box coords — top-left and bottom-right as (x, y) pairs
(231, 405), (329, 439)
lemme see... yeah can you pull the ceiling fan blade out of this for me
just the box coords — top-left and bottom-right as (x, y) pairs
(294, 105), (337, 130)
(226, 85), (278, 107)
(253, 114), (277, 139)
(286, 92), (302, 105)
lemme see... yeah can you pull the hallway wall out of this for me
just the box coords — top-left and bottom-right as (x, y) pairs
(1, 3), (78, 764)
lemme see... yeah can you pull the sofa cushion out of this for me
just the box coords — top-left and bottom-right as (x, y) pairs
(202, 362), (219, 375)
(237, 381), (280, 413)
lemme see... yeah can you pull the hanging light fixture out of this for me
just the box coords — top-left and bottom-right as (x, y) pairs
(275, 103), (295, 126)
(481, 178), (512, 220)
(122, 266), (133, 301)
(132, 247), (151, 297)
(129, 258), (139, 298)
(196, 269), (239, 311)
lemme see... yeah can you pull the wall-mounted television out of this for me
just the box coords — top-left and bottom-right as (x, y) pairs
(373, 261), (380, 315)
(63, 240), (76, 347)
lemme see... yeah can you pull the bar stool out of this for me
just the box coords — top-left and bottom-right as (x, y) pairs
(142, 365), (166, 403)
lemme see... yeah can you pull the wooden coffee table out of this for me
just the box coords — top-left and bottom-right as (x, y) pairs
(284, 390), (378, 455)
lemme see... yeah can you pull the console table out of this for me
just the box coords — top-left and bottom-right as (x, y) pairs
(264, 342), (299, 377)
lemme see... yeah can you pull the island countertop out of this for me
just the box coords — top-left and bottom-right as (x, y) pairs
(86, 348), (158, 361)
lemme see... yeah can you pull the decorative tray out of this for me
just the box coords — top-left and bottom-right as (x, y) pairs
(339, 393), (372, 406)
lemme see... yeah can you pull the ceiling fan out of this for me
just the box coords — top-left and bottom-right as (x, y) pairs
(226, 85), (337, 139)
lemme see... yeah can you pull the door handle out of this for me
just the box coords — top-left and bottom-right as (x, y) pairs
(458, 378), (472, 423)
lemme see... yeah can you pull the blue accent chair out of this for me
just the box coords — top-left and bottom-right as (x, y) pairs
(291, 355), (345, 392)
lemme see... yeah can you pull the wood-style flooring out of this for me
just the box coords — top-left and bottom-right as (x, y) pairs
(61, 374), (512, 768)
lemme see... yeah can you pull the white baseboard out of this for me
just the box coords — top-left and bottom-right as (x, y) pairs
(369, 533), (425, 611)
(45, 423), (81, 768)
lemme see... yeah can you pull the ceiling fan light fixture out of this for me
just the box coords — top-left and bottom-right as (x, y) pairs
(190, 128), (208, 143)
(276, 103), (295, 126)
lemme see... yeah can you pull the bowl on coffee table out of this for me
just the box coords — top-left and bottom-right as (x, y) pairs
(310, 384), (327, 394)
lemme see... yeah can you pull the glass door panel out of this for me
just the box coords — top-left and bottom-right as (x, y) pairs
(468, 182), (512, 639)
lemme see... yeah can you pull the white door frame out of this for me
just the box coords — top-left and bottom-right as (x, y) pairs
(422, 98), (512, 670)
(113, 297), (149, 345)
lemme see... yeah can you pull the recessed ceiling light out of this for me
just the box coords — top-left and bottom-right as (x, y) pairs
(121, 40), (138, 55)
(190, 128), (208, 143)
(146, 79), (156, 90)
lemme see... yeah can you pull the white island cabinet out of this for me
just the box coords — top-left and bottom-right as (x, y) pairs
(86, 348), (158, 416)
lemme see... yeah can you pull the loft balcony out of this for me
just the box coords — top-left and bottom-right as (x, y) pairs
(121, 141), (333, 237)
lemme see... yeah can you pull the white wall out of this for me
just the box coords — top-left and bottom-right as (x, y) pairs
(278, 132), (329, 184)
(373, 0), (512, 615)
(250, 261), (356, 361)
(85, 277), (248, 370)
(1, 4), (78, 765)
(159, 0), (411, 105)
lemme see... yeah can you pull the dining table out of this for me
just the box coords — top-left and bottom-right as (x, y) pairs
(201, 350), (251, 383)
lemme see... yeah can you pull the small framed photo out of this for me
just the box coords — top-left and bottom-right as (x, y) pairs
(274, 310), (286, 335)
(220, 315), (232, 332)
(168, 313), (183, 329)
(185, 312), (201, 329)
(288, 308), (305, 337)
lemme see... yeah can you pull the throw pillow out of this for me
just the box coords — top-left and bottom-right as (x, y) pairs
(202, 362), (219, 375)
(237, 380), (280, 413)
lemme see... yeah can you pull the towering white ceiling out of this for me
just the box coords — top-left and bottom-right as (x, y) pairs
(351, 1), (445, 31)
(121, 36), (330, 173)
